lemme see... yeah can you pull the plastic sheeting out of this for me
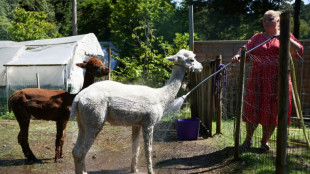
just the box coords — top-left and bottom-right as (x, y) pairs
(0, 33), (105, 94)
(6, 43), (75, 65)
(6, 65), (66, 88)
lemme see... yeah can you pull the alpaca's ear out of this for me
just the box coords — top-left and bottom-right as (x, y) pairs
(76, 62), (87, 68)
(166, 55), (177, 61)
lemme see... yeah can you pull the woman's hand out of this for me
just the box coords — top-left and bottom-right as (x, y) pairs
(232, 54), (240, 63)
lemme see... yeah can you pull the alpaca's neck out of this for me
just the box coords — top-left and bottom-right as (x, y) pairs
(161, 65), (186, 105)
(68, 71), (95, 103)
(81, 72), (95, 90)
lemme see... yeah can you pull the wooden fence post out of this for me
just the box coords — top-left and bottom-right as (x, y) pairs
(206, 62), (213, 137)
(234, 46), (246, 160)
(276, 11), (290, 174)
(215, 55), (223, 134)
(190, 72), (199, 119)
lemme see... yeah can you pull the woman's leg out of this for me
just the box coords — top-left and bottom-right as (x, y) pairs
(261, 124), (276, 145)
(245, 122), (258, 142)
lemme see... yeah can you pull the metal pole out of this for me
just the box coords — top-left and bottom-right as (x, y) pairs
(108, 47), (111, 80)
(276, 11), (290, 174)
(189, 5), (194, 51)
(72, 0), (78, 35)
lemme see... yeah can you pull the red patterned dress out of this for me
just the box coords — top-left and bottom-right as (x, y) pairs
(242, 33), (303, 126)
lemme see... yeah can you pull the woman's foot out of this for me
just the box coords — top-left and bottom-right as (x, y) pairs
(260, 143), (270, 151)
(241, 140), (253, 148)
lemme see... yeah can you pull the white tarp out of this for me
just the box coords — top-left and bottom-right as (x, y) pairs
(0, 33), (105, 93)
(0, 46), (23, 86)
(6, 43), (75, 65)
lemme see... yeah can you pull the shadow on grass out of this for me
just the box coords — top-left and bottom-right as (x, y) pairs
(154, 146), (235, 173)
(0, 158), (52, 166)
(240, 146), (271, 154)
(88, 168), (129, 174)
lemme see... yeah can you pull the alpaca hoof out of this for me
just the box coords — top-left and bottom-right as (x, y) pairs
(55, 158), (62, 163)
(130, 168), (138, 173)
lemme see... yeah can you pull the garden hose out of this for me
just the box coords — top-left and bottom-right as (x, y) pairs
(289, 55), (310, 149)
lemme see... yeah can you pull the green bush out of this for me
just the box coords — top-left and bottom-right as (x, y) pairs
(0, 112), (15, 120)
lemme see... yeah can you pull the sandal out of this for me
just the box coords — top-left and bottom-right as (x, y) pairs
(260, 143), (270, 151)
(241, 140), (253, 148)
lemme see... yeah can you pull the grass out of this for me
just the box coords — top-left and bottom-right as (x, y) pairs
(0, 120), (26, 160)
(216, 119), (310, 174)
(1, 109), (309, 173)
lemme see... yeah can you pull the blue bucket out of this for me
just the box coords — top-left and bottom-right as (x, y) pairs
(176, 118), (200, 140)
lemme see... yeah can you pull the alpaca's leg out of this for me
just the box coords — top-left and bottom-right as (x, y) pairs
(72, 115), (103, 174)
(55, 120), (67, 162)
(131, 126), (141, 173)
(72, 129), (87, 174)
(73, 129), (100, 174)
(142, 125), (154, 174)
(15, 110), (39, 162)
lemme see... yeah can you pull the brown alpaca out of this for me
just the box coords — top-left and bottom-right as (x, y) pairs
(8, 57), (109, 163)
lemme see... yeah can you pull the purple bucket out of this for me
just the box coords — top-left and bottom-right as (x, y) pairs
(176, 118), (200, 140)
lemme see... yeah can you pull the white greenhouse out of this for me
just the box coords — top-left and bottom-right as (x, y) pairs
(0, 33), (105, 113)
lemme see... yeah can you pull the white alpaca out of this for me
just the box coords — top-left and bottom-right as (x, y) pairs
(70, 49), (203, 174)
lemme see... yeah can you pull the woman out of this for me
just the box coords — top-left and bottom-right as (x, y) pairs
(232, 10), (303, 151)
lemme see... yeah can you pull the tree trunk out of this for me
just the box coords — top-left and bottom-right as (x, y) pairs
(293, 0), (301, 39)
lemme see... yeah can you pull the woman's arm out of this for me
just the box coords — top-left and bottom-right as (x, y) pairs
(290, 34), (304, 58)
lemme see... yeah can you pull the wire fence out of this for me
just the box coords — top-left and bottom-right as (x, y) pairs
(220, 54), (310, 173)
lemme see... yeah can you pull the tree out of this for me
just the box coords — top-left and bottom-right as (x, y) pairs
(77, 0), (113, 41)
(181, 0), (287, 40)
(295, 1), (310, 39)
(113, 33), (193, 87)
(49, 0), (72, 37)
(0, 0), (19, 40)
(108, 0), (189, 86)
(109, 0), (185, 58)
(8, 8), (61, 41)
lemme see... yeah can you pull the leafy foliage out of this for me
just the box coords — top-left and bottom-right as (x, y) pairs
(0, 0), (309, 84)
(8, 8), (61, 41)
(113, 32), (193, 87)
(109, 0), (187, 86)
(299, 2), (310, 39)
(78, 0), (112, 41)
(0, 0), (18, 40)
(181, 0), (307, 40)
(109, 0), (186, 58)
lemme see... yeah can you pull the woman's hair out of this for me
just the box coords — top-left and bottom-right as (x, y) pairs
(264, 10), (281, 30)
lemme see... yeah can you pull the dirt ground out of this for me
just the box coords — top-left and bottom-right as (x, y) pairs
(0, 120), (242, 174)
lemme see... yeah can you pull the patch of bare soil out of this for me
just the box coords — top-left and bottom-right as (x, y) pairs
(0, 120), (241, 174)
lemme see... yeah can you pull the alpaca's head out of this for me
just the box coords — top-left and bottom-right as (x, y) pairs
(166, 49), (203, 72)
(76, 57), (109, 77)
